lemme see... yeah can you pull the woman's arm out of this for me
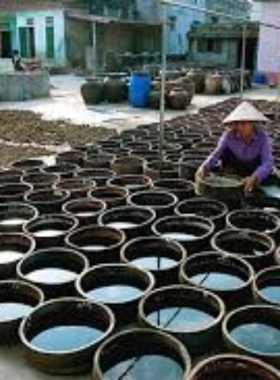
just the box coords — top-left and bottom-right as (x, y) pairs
(253, 133), (274, 182)
(202, 131), (229, 171)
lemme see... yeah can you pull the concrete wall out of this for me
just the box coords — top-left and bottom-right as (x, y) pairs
(65, 18), (90, 68)
(189, 39), (239, 68)
(16, 9), (66, 66)
(0, 72), (50, 101)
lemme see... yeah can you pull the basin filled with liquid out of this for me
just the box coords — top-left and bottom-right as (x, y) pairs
(20, 298), (115, 374)
(0, 183), (32, 203)
(56, 149), (85, 166)
(226, 209), (280, 237)
(111, 155), (146, 175)
(224, 305), (280, 367)
(12, 158), (46, 173)
(22, 172), (59, 190)
(54, 178), (95, 199)
(77, 264), (154, 325)
(66, 225), (125, 265)
(128, 190), (178, 217)
(76, 168), (116, 186)
(108, 174), (152, 193)
(121, 236), (186, 286)
(188, 354), (280, 380)
(0, 168), (23, 184)
(63, 197), (106, 226)
(254, 265), (280, 306)
(139, 285), (225, 355)
(153, 179), (195, 201)
(42, 163), (79, 179)
(176, 197), (228, 229)
(0, 280), (43, 343)
(180, 252), (254, 308)
(89, 185), (128, 208)
(92, 329), (191, 380)
(24, 214), (78, 248)
(0, 232), (35, 279)
(25, 189), (70, 214)
(212, 229), (275, 270)
(18, 247), (88, 298)
(152, 215), (214, 254)
(0, 202), (38, 233)
(98, 206), (156, 239)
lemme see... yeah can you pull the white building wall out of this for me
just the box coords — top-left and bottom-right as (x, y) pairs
(16, 9), (66, 66)
(162, 0), (207, 55)
(135, 0), (206, 54)
(135, 0), (160, 20)
(257, 1), (280, 74)
(251, 1), (263, 21)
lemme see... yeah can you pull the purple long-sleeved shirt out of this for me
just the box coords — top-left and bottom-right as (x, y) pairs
(203, 130), (274, 181)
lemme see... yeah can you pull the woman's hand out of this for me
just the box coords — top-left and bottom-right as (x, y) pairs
(196, 165), (207, 181)
(241, 175), (259, 193)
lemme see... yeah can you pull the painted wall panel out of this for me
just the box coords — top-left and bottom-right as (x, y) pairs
(257, 2), (280, 73)
(16, 9), (66, 66)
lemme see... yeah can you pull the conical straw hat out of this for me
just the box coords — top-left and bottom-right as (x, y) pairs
(222, 101), (269, 125)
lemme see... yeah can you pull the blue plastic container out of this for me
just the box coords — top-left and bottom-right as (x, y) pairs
(129, 72), (151, 108)
(253, 72), (266, 85)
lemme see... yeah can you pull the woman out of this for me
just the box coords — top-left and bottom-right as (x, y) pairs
(196, 101), (274, 193)
(11, 50), (25, 72)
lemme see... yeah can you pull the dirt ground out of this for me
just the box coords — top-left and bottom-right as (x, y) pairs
(0, 146), (50, 168)
(0, 110), (115, 146)
(0, 110), (116, 167)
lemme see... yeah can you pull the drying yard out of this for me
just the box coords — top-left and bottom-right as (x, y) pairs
(0, 74), (280, 380)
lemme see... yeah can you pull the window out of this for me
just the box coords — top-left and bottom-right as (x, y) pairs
(26, 18), (34, 26)
(46, 22), (55, 59)
(197, 39), (222, 54)
(19, 27), (35, 58)
(211, 16), (219, 24)
(168, 16), (177, 31)
(46, 16), (54, 26)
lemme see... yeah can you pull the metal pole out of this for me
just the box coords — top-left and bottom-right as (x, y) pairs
(159, 4), (168, 174)
(92, 21), (97, 76)
(240, 22), (247, 99)
(276, 73), (280, 120)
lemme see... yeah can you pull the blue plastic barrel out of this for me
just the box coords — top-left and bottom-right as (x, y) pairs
(129, 72), (151, 108)
(253, 72), (266, 85)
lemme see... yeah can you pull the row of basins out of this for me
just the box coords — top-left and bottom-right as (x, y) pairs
(1, 98), (280, 379)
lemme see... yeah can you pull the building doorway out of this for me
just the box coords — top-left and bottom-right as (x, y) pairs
(19, 26), (35, 58)
(1, 30), (12, 58)
(237, 38), (257, 71)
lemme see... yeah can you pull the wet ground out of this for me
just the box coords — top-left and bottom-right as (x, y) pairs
(0, 74), (278, 131)
(0, 75), (188, 132)
(0, 74), (278, 169)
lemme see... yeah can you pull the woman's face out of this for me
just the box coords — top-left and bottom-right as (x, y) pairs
(230, 121), (254, 138)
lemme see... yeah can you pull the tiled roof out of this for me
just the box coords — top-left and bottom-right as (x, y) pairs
(0, 0), (64, 11)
